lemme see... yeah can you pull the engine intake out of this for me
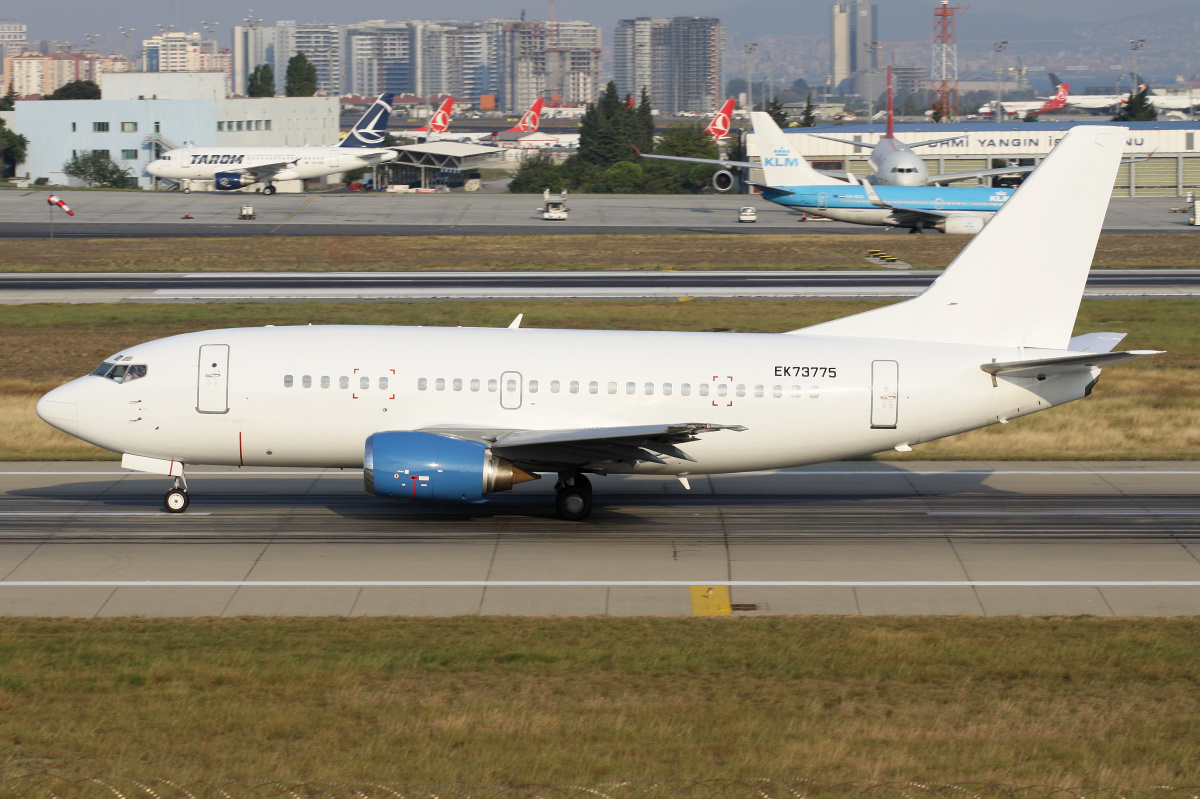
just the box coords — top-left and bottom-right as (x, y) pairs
(213, 172), (256, 191)
(712, 169), (736, 192)
(936, 215), (986, 235)
(364, 431), (537, 502)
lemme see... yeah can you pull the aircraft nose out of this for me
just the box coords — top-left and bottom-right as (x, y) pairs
(146, 161), (162, 176)
(36, 381), (79, 436)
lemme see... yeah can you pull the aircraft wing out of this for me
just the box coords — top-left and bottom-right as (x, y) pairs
(635, 152), (757, 169)
(981, 350), (1162, 379)
(808, 133), (967, 149)
(226, 159), (301, 179)
(928, 164), (1037, 184)
(857, 179), (950, 224)
(416, 422), (747, 469)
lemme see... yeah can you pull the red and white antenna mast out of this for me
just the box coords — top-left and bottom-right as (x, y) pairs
(931, 0), (966, 121)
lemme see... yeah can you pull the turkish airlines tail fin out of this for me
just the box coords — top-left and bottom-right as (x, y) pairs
(751, 112), (844, 187)
(413, 97), (454, 134)
(1042, 83), (1070, 111)
(506, 98), (544, 133)
(792, 126), (1129, 349)
(339, 93), (395, 147)
(704, 98), (736, 140)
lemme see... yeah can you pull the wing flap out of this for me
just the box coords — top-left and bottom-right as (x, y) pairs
(982, 350), (1162, 378)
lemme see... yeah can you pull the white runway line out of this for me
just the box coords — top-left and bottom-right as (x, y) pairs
(0, 512), (211, 516)
(929, 511), (1200, 516)
(3, 580), (1200, 588)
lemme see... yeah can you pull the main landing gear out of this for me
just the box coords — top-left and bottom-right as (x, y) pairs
(554, 472), (593, 521)
(164, 473), (190, 513)
(262, 184), (277, 196)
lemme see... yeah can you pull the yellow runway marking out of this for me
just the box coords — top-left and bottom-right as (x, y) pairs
(689, 585), (732, 616)
(271, 195), (315, 233)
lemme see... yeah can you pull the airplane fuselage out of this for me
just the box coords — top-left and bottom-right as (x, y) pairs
(767, 184), (1013, 227)
(41, 326), (1093, 476)
(146, 146), (397, 184)
(867, 137), (929, 187)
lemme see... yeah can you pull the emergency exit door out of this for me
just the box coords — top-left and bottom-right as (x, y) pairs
(871, 360), (898, 429)
(197, 344), (230, 414)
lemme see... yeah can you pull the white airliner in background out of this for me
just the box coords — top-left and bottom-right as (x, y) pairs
(145, 93), (399, 194)
(38, 126), (1156, 521)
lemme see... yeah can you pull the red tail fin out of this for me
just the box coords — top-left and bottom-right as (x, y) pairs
(704, 98), (736, 140)
(626, 97), (635, 110)
(414, 97), (454, 133)
(886, 66), (894, 138)
(506, 98), (544, 133)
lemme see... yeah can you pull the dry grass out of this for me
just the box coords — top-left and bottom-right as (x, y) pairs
(0, 233), (1194, 272)
(3, 299), (1195, 461)
(0, 617), (1198, 785)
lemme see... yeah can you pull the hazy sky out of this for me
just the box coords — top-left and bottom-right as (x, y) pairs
(22, 0), (1191, 54)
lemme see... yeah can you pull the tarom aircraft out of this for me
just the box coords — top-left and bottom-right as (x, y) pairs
(647, 70), (1041, 190)
(145, 93), (399, 194)
(37, 126), (1157, 521)
(704, 98), (736, 141)
(976, 83), (1071, 118)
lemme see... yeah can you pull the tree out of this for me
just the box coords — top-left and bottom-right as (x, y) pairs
(247, 64), (275, 97)
(765, 96), (789, 127)
(507, 152), (566, 193)
(576, 80), (634, 169)
(0, 81), (16, 111)
(0, 117), (28, 177)
(632, 87), (655, 154)
(800, 93), (817, 127)
(285, 53), (318, 97)
(46, 80), (100, 100)
(1113, 86), (1157, 122)
(62, 150), (134, 188)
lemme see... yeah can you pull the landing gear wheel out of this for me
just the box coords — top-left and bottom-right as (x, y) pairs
(908, 226), (922, 234)
(182, 188), (191, 194)
(555, 487), (592, 521)
(263, 185), (277, 196)
(164, 488), (190, 513)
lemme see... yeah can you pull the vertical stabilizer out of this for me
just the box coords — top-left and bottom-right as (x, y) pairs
(339, 93), (395, 147)
(750, 112), (845, 187)
(792, 126), (1128, 349)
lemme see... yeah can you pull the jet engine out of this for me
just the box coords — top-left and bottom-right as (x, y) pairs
(711, 169), (736, 192)
(936, 215), (986, 235)
(364, 431), (538, 502)
(213, 172), (257, 191)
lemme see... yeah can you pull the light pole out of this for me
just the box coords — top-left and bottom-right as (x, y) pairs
(992, 40), (1008, 123)
(1129, 38), (1146, 91)
(864, 41), (879, 121)
(744, 42), (758, 113)
(118, 27), (135, 63)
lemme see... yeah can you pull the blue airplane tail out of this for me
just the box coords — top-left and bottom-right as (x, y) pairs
(339, 93), (395, 148)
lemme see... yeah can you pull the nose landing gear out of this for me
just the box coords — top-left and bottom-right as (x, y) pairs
(554, 472), (593, 521)
(164, 474), (190, 513)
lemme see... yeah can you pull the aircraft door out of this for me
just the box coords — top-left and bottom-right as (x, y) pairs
(197, 344), (230, 414)
(817, 192), (828, 209)
(870, 360), (898, 429)
(500, 371), (522, 410)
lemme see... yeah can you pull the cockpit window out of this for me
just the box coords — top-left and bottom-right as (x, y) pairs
(91, 362), (148, 383)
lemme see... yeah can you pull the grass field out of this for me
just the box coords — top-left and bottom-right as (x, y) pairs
(0, 233), (1196, 272)
(0, 617), (1197, 786)
(1, 299), (1196, 461)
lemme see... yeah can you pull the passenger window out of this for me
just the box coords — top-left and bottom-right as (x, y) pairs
(302, 375), (312, 388)
(681, 383), (691, 396)
(736, 384), (746, 398)
(550, 380), (560, 393)
(699, 384), (709, 397)
(717, 384), (728, 397)
(436, 378), (446, 391)
(453, 378), (462, 391)
(125, 365), (147, 382)
(753, 385), (764, 398)
(772, 385), (782, 398)
(589, 381), (598, 395)
(663, 383), (672, 396)
(644, 382), (653, 395)
(506, 379), (516, 393)
(791, 385), (802, 398)
(321, 376), (330, 389)
(626, 382), (636, 395)
(488, 379), (498, 392)
(379, 377), (389, 390)
(340, 376), (349, 389)
(470, 378), (480, 392)
(571, 381), (580, 394)
(360, 376), (370, 389)
(284, 375), (293, 388)
(809, 386), (820, 398)
(418, 378), (428, 391)
(529, 380), (539, 393)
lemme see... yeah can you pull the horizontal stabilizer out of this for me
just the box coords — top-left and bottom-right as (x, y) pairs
(749, 183), (795, 199)
(1069, 332), (1126, 353)
(982, 350), (1161, 379)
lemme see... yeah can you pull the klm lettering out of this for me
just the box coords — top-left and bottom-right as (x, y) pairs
(190, 154), (245, 165)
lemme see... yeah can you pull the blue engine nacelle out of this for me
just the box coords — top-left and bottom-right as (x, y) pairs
(364, 431), (537, 502)
(213, 172), (256, 191)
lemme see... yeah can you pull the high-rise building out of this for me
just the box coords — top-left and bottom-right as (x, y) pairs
(613, 16), (723, 114)
(273, 23), (345, 96)
(142, 31), (230, 94)
(502, 20), (600, 110)
(3, 51), (130, 97)
(830, 0), (877, 92)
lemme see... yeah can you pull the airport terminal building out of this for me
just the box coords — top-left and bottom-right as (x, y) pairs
(9, 73), (339, 191)
(754, 121), (1200, 197)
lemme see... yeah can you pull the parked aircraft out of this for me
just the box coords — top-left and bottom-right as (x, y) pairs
(146, 93), (399, 194)
(37, 126), (1155, 521)
(977, 83), (1071, 117)
(409, 97), (455, 137)
(504, 98), (544, 133)
(1048, 73), (1128, 111)
(704, 99), (736, 141)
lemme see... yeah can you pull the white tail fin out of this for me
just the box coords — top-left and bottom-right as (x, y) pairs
(793, 125), (1128, 349)
(750, 112), (845, 187)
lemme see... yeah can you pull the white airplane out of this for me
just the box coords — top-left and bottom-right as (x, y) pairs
(976, 83), (1071, 118)
(38, 126), (1157, 521)
(146, 93), (399, 195)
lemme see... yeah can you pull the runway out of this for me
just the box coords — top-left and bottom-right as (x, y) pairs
(1, 191), (1195, 238)
(3, 269), (1199, 303)
(2, 461), (1198, 617)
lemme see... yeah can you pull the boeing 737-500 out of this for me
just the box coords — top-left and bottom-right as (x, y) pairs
(145, 93), (399, 194)
(37, 126), (1156, 521)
